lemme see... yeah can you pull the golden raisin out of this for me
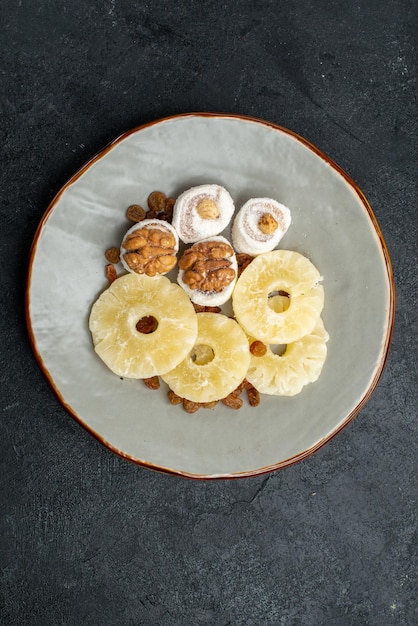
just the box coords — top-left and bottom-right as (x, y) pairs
(164, 197), (175, 213)
(136, 316), (158, 334)
(236, 253), (254, 276)
(221, 393), (243, 410)
(126, 204), (146, 222)
(168, 389), (183, 405)
(148, 191), (167, 212)
(250, 340), (267, 357)
(183, 399), (201, 413)
(247, 385), (260, 407)
(105, 247), (120, 264)
(105, 264), (117, 283)
(143, 376), (160, 390)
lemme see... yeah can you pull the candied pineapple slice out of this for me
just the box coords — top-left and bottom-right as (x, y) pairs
(232, 249), (324, 344)
(162, 313), (250, 403)
(246, 319), (329, 396)
(89, 273), (198, 378)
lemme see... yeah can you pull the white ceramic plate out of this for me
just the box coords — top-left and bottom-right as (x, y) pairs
(26, 113), (395, 478)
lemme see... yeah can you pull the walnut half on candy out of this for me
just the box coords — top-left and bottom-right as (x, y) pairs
(120, 219), (179, 277)
(177, 236), (238, 307)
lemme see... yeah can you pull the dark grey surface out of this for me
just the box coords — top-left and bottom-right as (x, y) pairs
(1, 1), (417, 625)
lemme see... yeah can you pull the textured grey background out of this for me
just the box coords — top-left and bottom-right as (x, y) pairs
(1, 1), (417, 625)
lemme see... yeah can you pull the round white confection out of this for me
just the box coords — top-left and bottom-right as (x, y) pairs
(172, 184), (235, 243)
(120, 219), (179, 275)
(232, 198), (291, 256)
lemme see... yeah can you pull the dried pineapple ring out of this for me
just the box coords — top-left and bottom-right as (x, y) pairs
(89, 274), (197, 378)
(162, 313), (250, 403)
(232, 250), (324, 344)
(246, 319), (329, 396)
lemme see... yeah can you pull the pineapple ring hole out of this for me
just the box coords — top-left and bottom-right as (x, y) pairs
(269, 344), (287, 356)
(268, 290), (290, 313)
(190, 344), (215, 365)
(136, 315), (159, 334)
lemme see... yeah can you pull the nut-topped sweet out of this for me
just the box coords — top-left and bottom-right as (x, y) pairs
(120, 219), (179, 277)
(172, 184), (235, 243)
(177, 235), (238, 306)
(232, 197), (291, 256)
